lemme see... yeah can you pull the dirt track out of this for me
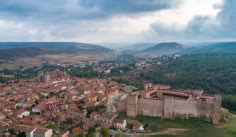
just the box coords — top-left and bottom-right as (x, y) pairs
(117, 128), (190, 136)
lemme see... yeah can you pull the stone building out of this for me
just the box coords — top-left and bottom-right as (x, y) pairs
(37, 71), (50, 84)
(14, 125), (53, 137)
(118, 84), (221, 124)
(113, 119), (127, 129)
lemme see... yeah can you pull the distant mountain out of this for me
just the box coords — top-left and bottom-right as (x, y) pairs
(126, 43), (155, 51)
(137, 42), (184, 57)
(0, 42), (111, 60)
(183, 41), (236, 54)
(143, 42), (184, 52)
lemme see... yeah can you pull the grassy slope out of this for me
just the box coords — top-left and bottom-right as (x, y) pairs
(118, 113), (212, 131)
(0, 53), (114, 69)
(118, 113), (236, 137)
(152, 115), (236, 137)
(0, 42), (113, 69)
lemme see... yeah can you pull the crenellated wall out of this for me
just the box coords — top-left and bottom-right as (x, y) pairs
(124, 92), (221, 124)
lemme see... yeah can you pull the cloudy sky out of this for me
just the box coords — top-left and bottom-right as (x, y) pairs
(0, 0), (235, 43)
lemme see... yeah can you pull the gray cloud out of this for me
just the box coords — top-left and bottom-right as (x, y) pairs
(0, 0), (179, 22)
(0, 0), (235, 43)
(0, 0), (182, 42)
(188, 0), (236, 39)
(151, 0), (236, 41)
(217, 0), (236, 37)
(79, 0), (179, 14)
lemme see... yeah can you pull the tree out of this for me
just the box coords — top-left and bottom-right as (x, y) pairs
(76, 133), (83, 137)
(222, 95), (236, 112)
(64, 117), (73, 124)
(100, 127), (109, 137)
(87, 127), (95, 137)
(115, 135), (121, 137)
(87, 132), (94, 137)
(17, 132), (26, 137)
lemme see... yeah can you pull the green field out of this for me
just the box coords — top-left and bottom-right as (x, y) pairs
(117, 113), (236, 137)
(118, 113), (212, 131)
(150, 116), (236, 137)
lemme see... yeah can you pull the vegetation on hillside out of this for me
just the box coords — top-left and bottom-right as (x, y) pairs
(222, 95), (236, 113)
(0, 64), (101, 83)
(143, 42), (184, 52)
(183, 42), (236, 54)
(0, 67), (39, 83)
(0, 42), (111, 60)
(143, 54), (236, 94)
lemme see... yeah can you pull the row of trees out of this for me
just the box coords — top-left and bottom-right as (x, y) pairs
(0, 67), (39, 83)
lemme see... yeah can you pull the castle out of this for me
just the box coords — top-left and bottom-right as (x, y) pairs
(118, 84), (221, 124)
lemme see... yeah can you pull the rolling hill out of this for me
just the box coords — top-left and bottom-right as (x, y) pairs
(0, 42), (113, 69)
(182, 41), (236, 54)
(138, 42), (184, 57)
(0, 42), (112, 59)
(137, 41), (236, 56)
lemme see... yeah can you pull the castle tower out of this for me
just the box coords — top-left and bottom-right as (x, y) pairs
(126, 93), (138, 117)
(212, 95), (221, 124)
(37, 71), (50, 84)
(37, 71), (44, 83)
(44, 74), (51, 84)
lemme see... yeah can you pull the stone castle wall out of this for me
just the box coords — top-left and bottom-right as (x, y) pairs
(137, 98), (163, 117)
(163, 97), (198, 118)
(126, 94), (138, 117)
(117, 98), (127, 113)
(125, 93), (221, 124)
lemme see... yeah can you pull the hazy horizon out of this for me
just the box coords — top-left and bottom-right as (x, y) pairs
(0, 40), (236, 49)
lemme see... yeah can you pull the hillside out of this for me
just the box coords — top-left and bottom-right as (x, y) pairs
(183, 41), (236, 54)
(0, 47), (45, 60)
(0, 42), (111, 59)
(138, 42), (184, 57)
(142, 54), (236, 95)
(144, 42), (184, 51)
(0, 42), (113, 69)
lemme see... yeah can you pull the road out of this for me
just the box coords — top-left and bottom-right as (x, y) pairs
(111, 128), (190, 137)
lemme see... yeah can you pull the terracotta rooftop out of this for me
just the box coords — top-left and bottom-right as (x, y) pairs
(72, 127), (83, 135)
(113, 118), (125, 124)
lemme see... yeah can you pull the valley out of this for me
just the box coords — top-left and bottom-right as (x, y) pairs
(1, 0), (236, 136)
(1, 42), (236, 137)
